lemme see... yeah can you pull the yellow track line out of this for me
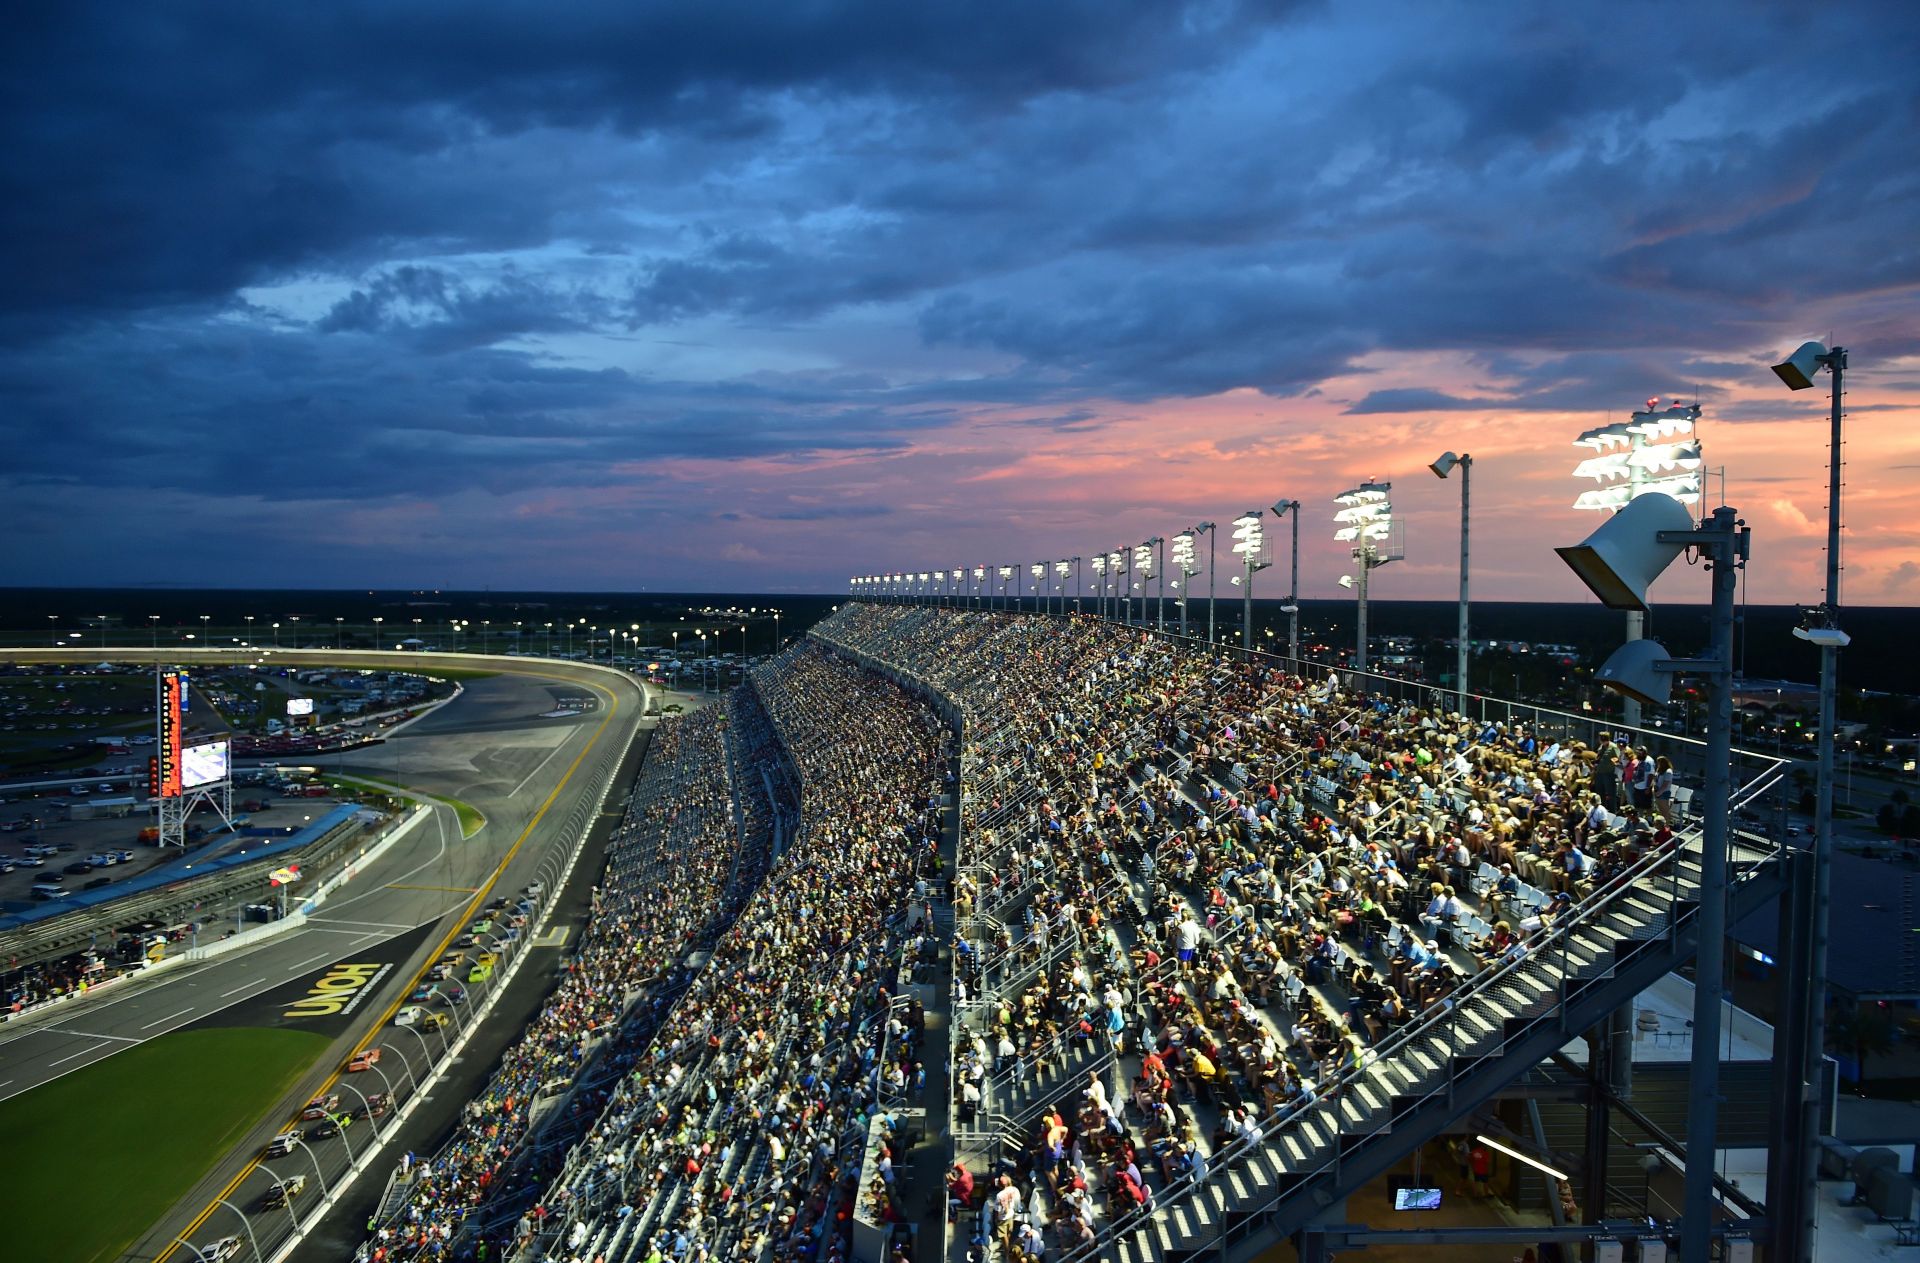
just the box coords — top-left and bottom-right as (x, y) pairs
(384, 884), (481, 893)
(165, 671), (631, 1260)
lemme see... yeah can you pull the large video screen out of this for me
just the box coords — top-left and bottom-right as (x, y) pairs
(287, 698), (315, 716)
(181, 739), (230, 789)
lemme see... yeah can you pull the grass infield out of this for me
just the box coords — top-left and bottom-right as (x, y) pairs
(326, 773), (487, 838)
(0, 1025), (332, 1263)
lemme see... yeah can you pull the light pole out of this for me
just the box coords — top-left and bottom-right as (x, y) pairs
(1571, 400), (1704, 726)
(1230, 511), (1267, 659)
(1073, 556), (1083, 614)
(149, 615), (160, 649)
(1151, 536), (1166, 630)
(1772, 338), (1851, 1263)
(1334, 481), (1395, 672)
(1171, 532), (1196, 637)
(1193, 522), (1217, 645)
(1429, 455), (1472, 709)
(997, 566), (1012, 614)
(335, 617), (344, 648)
(1131, 543), (1153, 633)
(214, 1199), (266, 1263)
(1029, 563), (1043, 616)
(255, 1159), (306, 1235)
(1558, 493), (1748, 1263)
(1269, 501), (1302, 663)
(272, 621), (281, 648)
(1053, 561), (1069, 618)
(1088, 555), (1106, 621)
(290, 1137), (332, 1197)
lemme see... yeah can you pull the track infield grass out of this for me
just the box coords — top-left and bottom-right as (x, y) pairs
(0, 1025), (332, 1263)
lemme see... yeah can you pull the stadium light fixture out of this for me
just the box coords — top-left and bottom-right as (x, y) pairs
(1333, 481), (1395, 670)
(1231, 511), (1268, 658)
(1473, 1134), (1568, 1183)
(1572, 398), (1703, 726)
(1559, 493), (1749, 1263)
(1171, 532), (1198, 637)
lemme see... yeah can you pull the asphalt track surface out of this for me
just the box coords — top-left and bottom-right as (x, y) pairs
(0, 653), (648, 1263)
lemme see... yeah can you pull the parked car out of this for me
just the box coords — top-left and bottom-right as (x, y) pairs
(63, 861), (93, 875)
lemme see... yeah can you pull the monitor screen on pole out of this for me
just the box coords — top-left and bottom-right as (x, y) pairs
(181, 739), (230, 789)
(1393, 1188), (1443, 1211)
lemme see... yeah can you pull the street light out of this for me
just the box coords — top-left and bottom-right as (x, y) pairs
(1229, 511), (1269, 659)
(1428, 454), (1472, 710)
(1333, 481), (1396, 671)
(1772, 338), (1850, 1263)
(1571, 399), (1704, 726)
(1270, 501), (1301, 662)
(1557, 491), (1749, 1263)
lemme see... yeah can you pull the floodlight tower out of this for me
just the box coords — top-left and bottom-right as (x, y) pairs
(1107, 551), (1124, 624)
(1029, 563), (1045, 616)
(1270, 500), (1302, 661)
(1333, 481), (1397, 671)
(1230, 511), (1270, 659)
(1132, 543), (1154, 632)
(1557, 492), (1748, 1263)
(1194, 522), (1217, 645)
(1171, 531), (1198, 637)
(1571, 400), (1704, 725)
(1090, 554), (1107, 621)
(1429, 453), (1473, 710)
(1771, 339), (1851, 1263)
(1054, 560), (1071, 617)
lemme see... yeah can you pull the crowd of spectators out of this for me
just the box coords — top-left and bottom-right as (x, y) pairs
(819, 603), (1689, 1263)
(365, 702), (753, 1262)
(512, 644), (951, 1263)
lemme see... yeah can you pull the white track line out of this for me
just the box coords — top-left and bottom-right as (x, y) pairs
(40, 1026), (139, 1042)
(48, 1043), (109, 1067)
(306, 917), (416, 931)
(287, 953), (331, 973)
(509, 727), (581, 799)
(140, 1007), (195, 1030)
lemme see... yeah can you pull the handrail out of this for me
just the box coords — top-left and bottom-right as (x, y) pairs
(1049, 760), (1789, 1263)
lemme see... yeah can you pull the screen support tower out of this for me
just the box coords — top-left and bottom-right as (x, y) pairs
(153, 666), (235, 849)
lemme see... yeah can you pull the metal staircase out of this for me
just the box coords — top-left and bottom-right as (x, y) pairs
(1067, 820), (1789, 1263)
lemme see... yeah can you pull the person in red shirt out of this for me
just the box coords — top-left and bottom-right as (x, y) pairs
(947, 1163), (975, 1221)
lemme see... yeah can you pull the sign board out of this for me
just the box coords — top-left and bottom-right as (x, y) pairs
(180, 739), (229, 789)
(287, 697), (315, 717)
(152, 672), (184, 798)
(269, 864), (302, 886)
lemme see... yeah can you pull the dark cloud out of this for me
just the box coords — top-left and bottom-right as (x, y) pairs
(0, 0), (1916, 589)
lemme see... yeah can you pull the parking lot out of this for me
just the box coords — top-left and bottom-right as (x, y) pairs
(0, 789), (347, 912)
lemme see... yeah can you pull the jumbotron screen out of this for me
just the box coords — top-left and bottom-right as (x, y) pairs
(287, 697), (315, 716)
(180, 739), (230, 789)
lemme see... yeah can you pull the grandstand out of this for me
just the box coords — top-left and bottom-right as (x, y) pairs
(355, 605), (1801, 1263)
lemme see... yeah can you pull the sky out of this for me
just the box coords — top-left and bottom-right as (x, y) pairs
(2, 1), (1917, 605)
